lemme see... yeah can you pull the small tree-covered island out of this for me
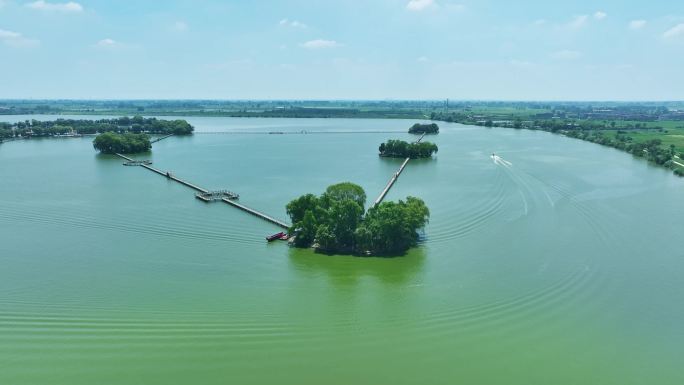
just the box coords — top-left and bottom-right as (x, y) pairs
(286, 182), (429, 256)
(379, 140), (438, 158)
(93, 132), (152, 154)
(408, 122), (440, 134)
(1, 116), (193, 140)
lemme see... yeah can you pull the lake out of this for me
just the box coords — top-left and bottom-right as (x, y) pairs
(1, 116), (683, 384)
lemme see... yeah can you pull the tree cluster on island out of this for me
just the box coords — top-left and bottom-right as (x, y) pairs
(93, 132), (151, 154)
(286, 182), (430, 256)
(379, 139), (438, 159)
(0, 116), (193, 140)
(408, 122), (439, 134)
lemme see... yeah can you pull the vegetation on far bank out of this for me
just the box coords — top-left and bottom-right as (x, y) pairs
(431, 109), (684, 177)
(0, 116), (193, 141)
(93, 132), (151, 154)
(286, 182), (429, 256)
(1, 99), (682, 176)
(0, 100), (429, 120)
(379, 139), (438, 159)
(409, 122), (439, 134)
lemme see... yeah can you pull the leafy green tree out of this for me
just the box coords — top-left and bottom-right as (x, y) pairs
(293, 210), (317, 247)
(286, 194), (320, 225)
(353, 225), (373, 253)
(328, 199), (364, 249)
(323, 182), (367, 208)
(361, 197), (429, 255)
(315, 225), (337, 252)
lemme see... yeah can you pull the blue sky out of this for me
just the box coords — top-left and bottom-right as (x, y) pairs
(1, 0), (683, 100)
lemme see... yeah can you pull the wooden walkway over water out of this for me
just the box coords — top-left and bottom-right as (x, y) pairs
(194, 130), (404, 135)
(115, 153), (290, 229)
(220, 198), (290, 228)
(150, 134), (174, 143)
(372, 133), (426, 207)
(117, 130), (428, 228)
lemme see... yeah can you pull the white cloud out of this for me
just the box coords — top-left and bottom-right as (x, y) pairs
(173, 21), (188, 32)
(629, 20), (647, 30)
(417, 56), (429, 62)
(406, 0), (434, 11)
(0, 28), (39, 47)
(663, 23), (684, 39)
(300, 39), (340, 49)
(593, 11), (607, 20)
(95, 38), (118, 47)
(551, 50), (582, 60)
(0, 29), (21, 39)
(534, 19), (547, 26)
(26, 1), (83, 12)
(279, 18), (307, 28)
(568, 15), (589, 29)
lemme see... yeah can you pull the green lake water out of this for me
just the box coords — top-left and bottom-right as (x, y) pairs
(1, 117), (683, 384)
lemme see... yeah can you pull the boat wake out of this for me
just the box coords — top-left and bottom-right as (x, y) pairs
(491, 153), (512, 167)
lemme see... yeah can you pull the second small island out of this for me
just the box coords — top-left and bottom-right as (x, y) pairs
(409, 122), (440, 134)
(93, 132), (152, 154)
(379, 140), (438, 159)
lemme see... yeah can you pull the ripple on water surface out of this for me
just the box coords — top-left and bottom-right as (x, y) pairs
(1, 119), (683, 384)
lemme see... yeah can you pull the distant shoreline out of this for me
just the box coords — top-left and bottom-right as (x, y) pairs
(2, 109), (682, 177)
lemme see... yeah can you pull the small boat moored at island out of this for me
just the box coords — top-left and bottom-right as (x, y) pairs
(266, 232), (288, 242)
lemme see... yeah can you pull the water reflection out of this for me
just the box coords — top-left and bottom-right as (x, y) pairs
(287, 246), (426, 286)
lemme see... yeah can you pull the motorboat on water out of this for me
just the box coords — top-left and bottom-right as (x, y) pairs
(266, 232), (288, 242)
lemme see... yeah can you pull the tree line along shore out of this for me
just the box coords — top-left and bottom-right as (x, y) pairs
(1, 101), (681, 175)
(0, 116), (193, 141)
(430, 111), (684, 177)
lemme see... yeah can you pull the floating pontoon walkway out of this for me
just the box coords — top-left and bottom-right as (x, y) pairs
(115, 153), (289, 229)
(194, 130), (405, 135)
(150, 134), (174, 143)
(373, 157), (411, 207)
(221, 198), (290, 229)
(372, 133), (426, 207)
(123, 159), (152, 166)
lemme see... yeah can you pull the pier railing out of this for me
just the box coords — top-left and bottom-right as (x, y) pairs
(115, 153), (290, 229)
